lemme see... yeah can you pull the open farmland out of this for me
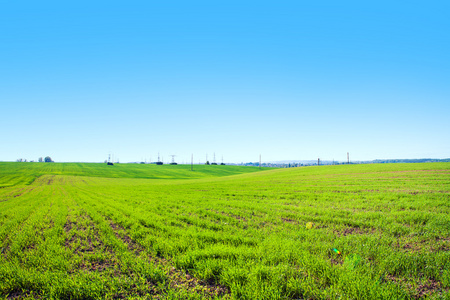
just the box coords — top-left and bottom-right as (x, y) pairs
(0, 162), (449, 299)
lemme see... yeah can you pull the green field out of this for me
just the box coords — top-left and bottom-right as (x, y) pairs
(0, 162), (449, 299)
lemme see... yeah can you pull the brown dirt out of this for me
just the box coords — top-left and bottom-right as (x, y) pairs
(64, 214), (109, 255)
(75, 259), (114, 273)
(436, 237), (450, 242)
(63, 218), (77, 248)
(5, 187), (36, 199)
(415, 279), (444, 299)
(63, 213), (122, 280)
(385, 274), (448, 299)
(110, 222), (143, 255)
(335, 226), (375, 237)
(402, 243), (422, 251)
(224, 212), (246, 222)
(46, 176), (54, 185)
(281, 217), (298, 224)
(211, 209), (247, 222)
(108, 219), (230, 298)
(12, 188), (25, 198)
(228, 213), (246, 222)
(432, 237), (450, 252)
(397, 236), (450, 253)
(6, 290), (41, 299)
(330, 257), (343, 266)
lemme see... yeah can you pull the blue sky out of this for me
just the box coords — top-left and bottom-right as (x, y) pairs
(1, 1), (449, 163)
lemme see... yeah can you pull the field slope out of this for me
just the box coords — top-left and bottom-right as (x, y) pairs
(0, 162), (269, 187)
(0, 162), (449, 299)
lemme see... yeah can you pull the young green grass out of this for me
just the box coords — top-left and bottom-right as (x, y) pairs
(0, 162), (269, 187)
(0, 162), (449, 299)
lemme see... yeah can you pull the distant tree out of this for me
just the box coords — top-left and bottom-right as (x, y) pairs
(205, 161), (210, 165)
(44, 156), (53, 163)
(38, 157), (43, 162)
(16, 158), (23, 162)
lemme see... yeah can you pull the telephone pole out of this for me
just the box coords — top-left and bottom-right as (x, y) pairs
(347, 152), (349, 164)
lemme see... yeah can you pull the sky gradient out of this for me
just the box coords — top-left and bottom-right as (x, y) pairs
(1, 1), (449, 163)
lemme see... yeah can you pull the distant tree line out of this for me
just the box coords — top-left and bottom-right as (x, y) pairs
(16, 156), (53, 163)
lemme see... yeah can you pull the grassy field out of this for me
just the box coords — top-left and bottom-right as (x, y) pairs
(0, 162), (449, 299)
(0, 162), (269, 187)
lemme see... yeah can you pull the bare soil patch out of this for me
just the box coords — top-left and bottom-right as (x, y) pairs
(335, 226), (376, 237)
(64, 213), (115, 273)
(4, 187), (36, 199)
(6, 290), (41, 300)
(385, 274), (448, 299)
(281, 217), (298, 224)
(211, 209), (247, 222)
(108, 219), (230, 298)
(330, 257), (343, 266)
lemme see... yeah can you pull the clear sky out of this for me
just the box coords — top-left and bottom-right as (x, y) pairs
(1, 1), (449, 163)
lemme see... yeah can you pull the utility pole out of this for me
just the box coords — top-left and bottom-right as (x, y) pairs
(347, 152), (349, 164)
(318, 158), (320, 166)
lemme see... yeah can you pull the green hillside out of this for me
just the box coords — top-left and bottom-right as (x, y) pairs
(0, 162), (449, 299)
(0, 162), (269, 187)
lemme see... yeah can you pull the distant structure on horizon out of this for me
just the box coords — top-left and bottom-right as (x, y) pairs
(107, 153), (114, 166)
(156, 152), (163, 165)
